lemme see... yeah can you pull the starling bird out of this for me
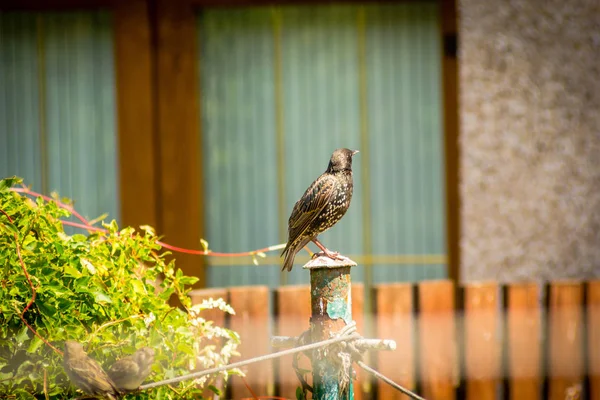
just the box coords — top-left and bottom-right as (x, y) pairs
(63, 341), (120, 399)
(107, 347), (155, 392)
(282, 148), (359, 271)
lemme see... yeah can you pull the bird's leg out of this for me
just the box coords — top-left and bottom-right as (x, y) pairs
(312, 237), (342, 260)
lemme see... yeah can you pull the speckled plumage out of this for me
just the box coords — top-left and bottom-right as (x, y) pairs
(282, 148), (358, 271)
(63, 341), (120, 400)
(108, 347), (155, 392)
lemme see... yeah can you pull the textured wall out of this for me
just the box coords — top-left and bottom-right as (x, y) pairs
(459, 0), (600, 281)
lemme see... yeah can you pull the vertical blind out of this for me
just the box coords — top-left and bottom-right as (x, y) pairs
(0, 12), (119, 224)
(198, 3), (446, 287)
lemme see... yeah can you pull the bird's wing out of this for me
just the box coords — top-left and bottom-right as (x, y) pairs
(134, 348), (155, 376)
(109, 357), (140, 377)
(287, 173), (336, 246)
(68, 356), (118, 393)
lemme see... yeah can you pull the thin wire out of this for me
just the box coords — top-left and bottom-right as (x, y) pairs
(357, 360), (427, 400)
(140, 334), (359, 390)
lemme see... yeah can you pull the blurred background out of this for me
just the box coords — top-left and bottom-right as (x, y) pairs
(2, 0), (598, 289)
(1, 0), (599, 397)
(0, 0), (455, 290)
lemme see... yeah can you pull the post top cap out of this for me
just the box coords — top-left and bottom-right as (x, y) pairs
(302, 254), (357, 269)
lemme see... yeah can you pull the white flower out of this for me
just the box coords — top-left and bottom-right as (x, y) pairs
(144, 312), (156, 327)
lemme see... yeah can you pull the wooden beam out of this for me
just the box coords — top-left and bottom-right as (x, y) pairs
(440, 0), (460, 283)
(114, 0), (158, 230)
(154, 0), (205, 288)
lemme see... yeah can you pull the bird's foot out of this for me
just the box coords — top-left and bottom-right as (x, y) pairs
(311, 238), (343, 260)
(321, 248), (342, 260)
(311, 252), (331, 260)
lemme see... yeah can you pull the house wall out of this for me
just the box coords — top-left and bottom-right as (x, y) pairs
(459, 0), (600, 281)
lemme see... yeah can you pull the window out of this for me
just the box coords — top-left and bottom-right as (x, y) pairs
(198, 3), (445, 287)
(0, 12), (119, 223)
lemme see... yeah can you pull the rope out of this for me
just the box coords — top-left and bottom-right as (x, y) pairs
(139, 333), (359, 390)
(357, 361), (426, 400)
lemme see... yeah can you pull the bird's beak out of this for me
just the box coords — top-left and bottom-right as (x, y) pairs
(352, 150), (360, 156)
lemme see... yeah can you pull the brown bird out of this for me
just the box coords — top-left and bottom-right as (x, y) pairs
(63, 341), (120, 399)
(282, 148), (359, 271)
(107, 347), (155, 392)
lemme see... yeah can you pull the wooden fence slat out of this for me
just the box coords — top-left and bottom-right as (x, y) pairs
(464, 283), (501, 400)
(548, 282), (584, 400)
(418, 280), (456, 400)
(228, 286), (271, 399)
(589, 281), (600, 400)
(351, 283), (366, 400)
(188, 288), (229, 399)
(375, 283), (414, 400)
(184, 280), (594, 400)
(276, 285), (311, 399)
(506, 283), (541, 400)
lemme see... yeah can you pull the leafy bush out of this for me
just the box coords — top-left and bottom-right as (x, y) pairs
(0, 177), (239, 399)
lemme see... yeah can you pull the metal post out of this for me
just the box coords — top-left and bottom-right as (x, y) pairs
(303, 255), (357, 400)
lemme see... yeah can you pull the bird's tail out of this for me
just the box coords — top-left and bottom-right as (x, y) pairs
(281, 244), (295, 272)
(281, 239), (308, 271)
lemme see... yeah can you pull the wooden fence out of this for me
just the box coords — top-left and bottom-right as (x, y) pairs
(189, 280), (600, 400)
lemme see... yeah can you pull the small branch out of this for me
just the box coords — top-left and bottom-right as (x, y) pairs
(61, 220), (105, 233)
(14, 186), (93, 228)
(13, 187), (291, 259)
(1, 208), (63, 356)
(240, 375), (259, 400)
(0, 209), (36, 315)
(89, 315), (141, 342)
(43, 368), (49, 400)
(15, 311), (62, 355)
(158, 241), (286, 258)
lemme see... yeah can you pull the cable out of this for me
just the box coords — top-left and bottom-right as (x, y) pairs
(357, 361), (427, 400)
(140, 333), (359, 390)
(140, 326), (424, 400)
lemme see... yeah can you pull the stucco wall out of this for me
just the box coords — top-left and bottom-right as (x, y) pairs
(459, 0), (600, 281)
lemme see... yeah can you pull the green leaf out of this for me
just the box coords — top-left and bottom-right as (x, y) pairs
(179, 276), (199, 286)
(16, 326), (29, 345)
(0, 371), (13, 381)
(0, 176), (21, 192)
(208, 385), (222, 396)
(63, 263), (82, 278)
(1, 222), (18, 236)
(26, 336), (44, 354)
(93, 291), (113, 304)
(13, 388), (36, 400)
(54, 241), (64, 255)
